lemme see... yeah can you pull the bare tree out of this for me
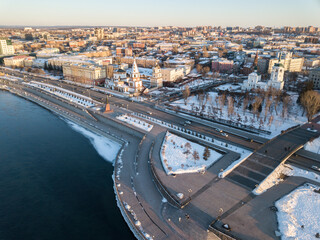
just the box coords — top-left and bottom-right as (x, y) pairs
(227, 96), (234, 117)
(196, 64), (203, 73)
(282, 95), (291, 119)
(192, 150), (199, 164)
(203, 146), (210, 161)
(242, 95), (249, 114)
(252, 96), (263, 118)
(203, 66), (210, 74)
(184, 142), (191, 156)
(183, 86), (190, 105)
(300, 90), (320, 121)
(264, 97), (272, 121)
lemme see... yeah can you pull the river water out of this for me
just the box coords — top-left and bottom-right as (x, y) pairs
(0, 90), (134, 240)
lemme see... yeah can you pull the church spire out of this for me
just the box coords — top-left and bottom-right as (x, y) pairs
(254, 51), (259, 67)
(132, 57), (139, 75)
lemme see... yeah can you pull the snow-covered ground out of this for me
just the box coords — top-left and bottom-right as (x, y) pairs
(253, 164), (320, 195)
(180, 79), (213, 89)
(160, 132), (223, 175)
(116, 114), (153, 132)
(133, 112), (252, 174)
(127, 67), (153, 77)
(215, 83), (241, 91)
(26, 81), (96, 107)
(275, 184), (320, 240)
(66, 120), (121, 163)
(304, 136), (320, 154)
(171, 91), (308, 139)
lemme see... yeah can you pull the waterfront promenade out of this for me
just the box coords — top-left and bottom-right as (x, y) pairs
(2, 77), (320, 240)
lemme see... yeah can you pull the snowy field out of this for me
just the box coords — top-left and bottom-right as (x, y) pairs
(215, 83), (241, 91)
(275, 184), (320, 240)
(127, 67), (153, 77)
(253, 164), (320, 195)
(26, 81), (95, 107)
(116, 114), (153, 132)
(160, 132), (223, 175)
(133, 112), (252, 176)
(172, 91), (308, 138)
(66, 120), (121, 163)
(304, 136), (320, 154)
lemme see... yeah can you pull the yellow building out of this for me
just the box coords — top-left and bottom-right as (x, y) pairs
(63, 63), (106, 86)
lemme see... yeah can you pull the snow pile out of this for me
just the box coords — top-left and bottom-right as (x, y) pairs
(123, 201), (153, 240)
(253, 164), (320, 195)
(66, 120), (121, 163)
(26, 81), (95, 107)
(218, 152), (252, 178)
(160, 132), (223, 175)
(275, 184), (320, 240)
(116, 114), (153, 132)
(304, 136), (320, 154)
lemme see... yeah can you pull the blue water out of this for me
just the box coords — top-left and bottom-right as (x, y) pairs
(0, 90), (134, 240)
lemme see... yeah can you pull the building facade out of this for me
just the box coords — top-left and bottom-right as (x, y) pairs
(268, 52), (304, 73)
(242, 63), (285, 91)
(63, 63), (106, 86)
(0, 39), (15, 56)
(309, 68), (320, 90)
(161, 67), (185, 82)
(4, 55), (29, 67)
(150, 64), (163, 88)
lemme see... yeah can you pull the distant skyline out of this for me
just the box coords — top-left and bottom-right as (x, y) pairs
(1, 0), (319, 27)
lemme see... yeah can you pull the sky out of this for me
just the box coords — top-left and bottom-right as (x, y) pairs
(0, 0), (319, 27)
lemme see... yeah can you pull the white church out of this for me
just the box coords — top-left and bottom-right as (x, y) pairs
(242, 63), (285, 91)
(105, 58), (143, 95)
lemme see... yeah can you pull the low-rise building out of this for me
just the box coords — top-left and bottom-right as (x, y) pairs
(4, 55), (29, 67)
(242, 63), (285, 91)
(212, 59), (234, 73)
(268, 52), (304, 73)
(161, 67), (185, 82)
(63, 63), (106, 86)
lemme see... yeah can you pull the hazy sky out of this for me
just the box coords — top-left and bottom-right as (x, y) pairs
(1, 0), (319, 27)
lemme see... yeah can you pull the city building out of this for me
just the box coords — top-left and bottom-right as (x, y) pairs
(94, 28), (104, 40)
(62, 63), (106, 86)
(242, 63), (285, 91)
(212, 59), (234, 73)
(0, 39), (15, 56)
(150, 64), (163, 88)
(105, 58), (143, 95)
(161, 67), (185, 82)
(309, 68), (320, 90)
(268, 52), (304, 73)
(3, 55), (29, 67)
(128, 59), (143, 94)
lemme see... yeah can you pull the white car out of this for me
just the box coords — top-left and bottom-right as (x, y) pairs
(311, 165), (320, 172)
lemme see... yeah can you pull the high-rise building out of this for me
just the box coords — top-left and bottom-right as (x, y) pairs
(0, 39), (15, 56)
(94, 28), (104, 40)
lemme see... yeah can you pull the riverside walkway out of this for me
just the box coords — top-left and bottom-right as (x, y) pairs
(3, 77), (320, 240)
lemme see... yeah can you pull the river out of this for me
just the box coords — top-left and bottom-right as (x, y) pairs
(0, 90), (134, 240)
